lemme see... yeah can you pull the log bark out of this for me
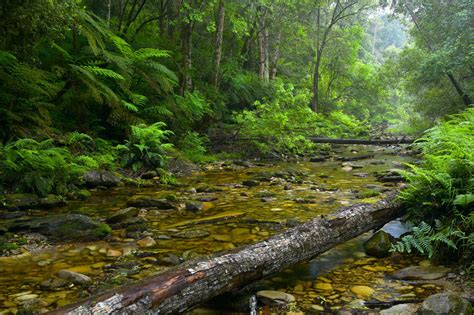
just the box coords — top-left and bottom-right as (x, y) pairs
(48, 195), (404, 315)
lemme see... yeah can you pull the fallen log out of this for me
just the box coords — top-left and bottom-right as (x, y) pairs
(309, 137), (415, 145)
(49, 194), (404, 315)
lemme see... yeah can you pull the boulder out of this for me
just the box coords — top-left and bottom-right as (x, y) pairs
(83, 170), (121, 188)
(350, 286), (375, 298)
(126, 196), (176, 209)
(418, 293), (472, 315)
(363, 230), (392, 258)
(391, 265), (450, 281)
(106, 207), (139, 224)
(10, 214), (111, 242)
(57, 270), (92, 285)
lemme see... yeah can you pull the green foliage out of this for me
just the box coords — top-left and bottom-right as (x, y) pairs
(117, 123), (173, 172)
(396, 109), (474, 267)
(177, 132), (214, 163)
(0, 139), (86, 196)
(234, 84), (369, 155)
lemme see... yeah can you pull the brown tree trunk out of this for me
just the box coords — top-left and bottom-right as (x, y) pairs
(48, 195), (404, 315)
(180, 1), (194, 95)
(212, 0), (225, 87)
(269, 30), (282, 80)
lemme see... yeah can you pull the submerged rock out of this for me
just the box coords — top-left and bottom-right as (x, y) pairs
(10, 214), (111, 242)
(380, 303), (420, 315)
(127, 196), (176, 209)
(363, 230), (392, 258)
(242, 179), (260, 187)
(57, 270), (92, 285)
(391, 265), (450, 280)
(350, 285), (375, 298)
(418, 293), (473, 315)
(185, 202), (204, 212)
(173, 229), (210, 239)
(137, 236), (157, 248)
(83, 170), (121, 188)
(106, 207), (139, 224)
(256, 290), (295, 305)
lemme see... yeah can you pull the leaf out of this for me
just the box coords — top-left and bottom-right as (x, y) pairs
(454, 194), (474, 207)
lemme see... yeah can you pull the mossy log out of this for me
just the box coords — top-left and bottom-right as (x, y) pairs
(48, 194), (404, 315)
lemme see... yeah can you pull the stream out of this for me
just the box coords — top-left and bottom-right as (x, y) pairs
(0, 145), (444, 314)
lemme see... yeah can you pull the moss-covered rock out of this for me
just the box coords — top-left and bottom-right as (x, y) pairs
(9, 214), (111, 242)
(363, 230), (392, 258)
(76, 190), (91, 201)
(418, 293), (473, 315)
(0, 193), (66, 210)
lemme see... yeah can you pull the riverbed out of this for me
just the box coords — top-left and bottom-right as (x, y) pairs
(1, 145), (445, 314)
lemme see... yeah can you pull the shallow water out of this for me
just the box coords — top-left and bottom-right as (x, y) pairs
(0, 145), (436, 314)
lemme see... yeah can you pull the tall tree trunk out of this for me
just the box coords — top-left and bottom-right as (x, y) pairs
(269, 30), (282, 80)
(263, 27), (270, 80)
(257, 28), (266, 80)
(48, 195), (404, 315)
(311, 7), (321, 112)
(180, 22), (193, 95)
(107, 0), (112, 26)
(212, 0), (225, 87)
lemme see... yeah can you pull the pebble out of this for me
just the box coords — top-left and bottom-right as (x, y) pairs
(106, 249), (122, 257)
(137, 236), (157, 247)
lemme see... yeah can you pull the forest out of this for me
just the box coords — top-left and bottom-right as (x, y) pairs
(0, 0), (472, 314)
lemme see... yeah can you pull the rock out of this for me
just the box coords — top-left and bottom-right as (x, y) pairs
(418, 293), (473, 315)
(261, 197), (276, 202)
(310, 305), (325, 311)
(10, 214), (111, 242)
(106, 207), (139, 224)
(380, 303), (420, 315)
(40, 278), (68, 290)
(0, 193), (66, 210)
(137, 236), (157, 248)
(83, 170), (120, 188)
(15, 294), (39, 302)
(314, 282), (333, 291)
(106, 249), (122, 257)
(57, 270), (92, 285)
(141, 171), (158, 179)
(242, 180), (259, 187)
(363, 230), (392, 258)
(342, 165), (353, 171)
(310, 157), (325, 162)
(127, 196), (176, 209)
(76, 190), (91, 201)
(167, 157), (201, 176)
(185, 202), (204, 212)
(173, 229), (210, 239)
(350, 286), (375, 298)
(391, 265), (450, 280)
(256, 290), (295, 305)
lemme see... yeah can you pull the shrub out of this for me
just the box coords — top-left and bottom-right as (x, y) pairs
(176, 132), (213, 163)
(394, 109), (474, 269)
(0, 139), (86, 196)
(117, 122), (173, 172)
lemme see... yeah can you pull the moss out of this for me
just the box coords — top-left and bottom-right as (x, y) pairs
(358, 190), (381, 198)
(91, 223), (112, 239)
(77, 189), (91, 200)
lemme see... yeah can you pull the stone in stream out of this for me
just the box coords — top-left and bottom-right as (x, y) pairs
(40, 278), (69, 290)
(83, 170), (121, 188)
(173, 229), (210, 239)
(185, 202), (204, 212)
(380, 303), (420, 315)
(310, 156), (326, 162)
(418, 293), (473, 315)
(350, 286), (375, 298)
(391, 265), (450, 280)
(137, 236), (157, 248)
(126, 196), (176, 209)
(256, 290), (296, 305)
(242, 180), (260, 187)
(10, 214), (111, 242)
(363, 230), (392, 258)
(57, 270), (92, 285)
(106, 207), (139, 224)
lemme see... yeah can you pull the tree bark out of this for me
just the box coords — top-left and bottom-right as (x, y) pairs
(212, 0), (225, 87)
(180, 1), (194, 95)
(48, 195), (404, 315)
(269, 29), (282, 80)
